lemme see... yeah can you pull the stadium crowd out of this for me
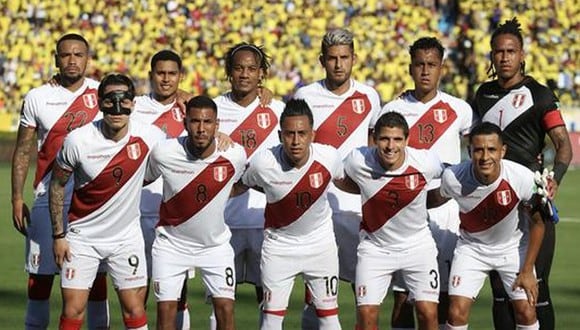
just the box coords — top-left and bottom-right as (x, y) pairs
(0, 0), (578, 114)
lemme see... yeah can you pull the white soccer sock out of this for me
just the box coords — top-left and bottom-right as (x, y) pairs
(209, 309), (217, 330)
(301, 304), (319, 330)
(318, 315), (341, 330)
(516, 321), (539, 330)
(176, 307), (190, 330)
(260, 312), (284, 330)
(87, 299), (110, 330)
(25, 299), (50, 329)
(445, 323), (468, 330)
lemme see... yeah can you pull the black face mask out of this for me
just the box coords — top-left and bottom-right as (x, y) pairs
(100, 90), (134, 115)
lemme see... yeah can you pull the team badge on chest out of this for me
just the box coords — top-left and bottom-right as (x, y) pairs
(405, 174), (420, 190)
(512, 93), (526, 108)
(171, 107), (184, 122)
(82, 94), (98, 109)
(213, 166), (228, 182)
(496, 190), (512, 206)
(256, 112), (271, 129)
(309, 172), (324, 189)
(126, 143), (142, 160)
(433, 108), (448, 123)
(351, 98), (366, 114)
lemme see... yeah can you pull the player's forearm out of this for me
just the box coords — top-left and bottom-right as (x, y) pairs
(549, 126), (572, 184)
(521, 212), (545, 273)
(11, 130), (34, 201)
(49, 166), (71, 236)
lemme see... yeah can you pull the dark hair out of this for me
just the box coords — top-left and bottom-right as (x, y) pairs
(409, 37), (444, 61)
(468, 122), (504, 145)
(151, 50), (182, 71)
(224, 42), (270, 79)
(373, 112), (409, 139)
(281, 99), (314, 128)
(56, 33), (89, 53)
(98, 74), (135, 99)
(186, 95), (218, 116)
(487, 17), (525, 78)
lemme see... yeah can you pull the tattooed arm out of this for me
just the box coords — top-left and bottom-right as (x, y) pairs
(11, 125), (36, 236)
(49, 164), (72, 268)
(546, 125), (572, 198)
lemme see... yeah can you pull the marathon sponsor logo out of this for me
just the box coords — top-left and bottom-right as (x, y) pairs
(65, 267), (75, 280)
(219, 287), (235, 293)
(482, 94), (499, 99)
(351, 98), (366, 114)
(170, 169), (196, 174)
(257, 113), (271, 129)
(135, 110), (158, 114)
(451, 275), (461, 288)
(213, 166), (228, 182)
(312, 104), (335, 109)
(357, 285), (367, 297)
(270, 180), (293, 185)
(219, 118), (238, 123)
(124, 275), (146, 281)
(126, 143), (142, 160)
(82, 94), (98, 109)
(87, 154), (112, 159)
(46, 101), (68, 106)
(309, 172), (324, 188)
(496, 190), (512, 206)
(433, 108), (448, 123)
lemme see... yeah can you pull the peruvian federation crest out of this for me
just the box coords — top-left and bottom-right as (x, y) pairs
(171, 107), (184, 122)
(65, 267), (75, 280)
(512, 93), (526, 108)
(213, 166), (228, 182)
(82, 93), (98, 109)
(351, 98), (366, 114)
(433, 108), (448, 123)
(257, 112), (271, 129)
(405, 174), (420, 190)
(496, 190), (512, 206)
(126, 143), (142, 160)
(309, 172), (324, 189)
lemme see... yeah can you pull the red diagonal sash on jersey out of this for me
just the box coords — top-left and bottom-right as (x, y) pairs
(158, 156), (234, 227)
(152, 104), (185, 138)
(68, 136), (149, 221)
(361, 166), (426, 233)
(230, 106), (278, 157)
(459, 179), (520, 233)
(264, 161), (331, 229)
(314, 91), (371, 148)
(407, 100), (458, 149)
(34, 87), (99, 188)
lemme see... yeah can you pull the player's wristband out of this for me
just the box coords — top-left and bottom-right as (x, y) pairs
(52, 232), (66, 240)
(552, 161), (568, 185)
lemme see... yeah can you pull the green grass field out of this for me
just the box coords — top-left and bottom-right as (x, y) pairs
(1, 163), (579, 329)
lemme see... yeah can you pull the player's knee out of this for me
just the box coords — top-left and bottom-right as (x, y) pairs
(513, 303), (537, 325)
(447, 302), (469, 325)
(88, 273), (108, 301)
(415, 303), (438, 324)
(28, 274), (54, 300)
(213, 298), (235, 317)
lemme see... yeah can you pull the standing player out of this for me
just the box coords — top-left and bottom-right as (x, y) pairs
(146, 96), (246, 330)
(214, 42), (285, 311)
(11, 33), (109, 330)
(377, 37), (473, 328)
(293, 28), (381, 326)
(50, 74), (165, 329)
(241, 99), (344, 329)
(132, 49), (192, 328)
(473, 17), (572, 330)
(343, 112), (442, 330)
(440, 122), (545, 330)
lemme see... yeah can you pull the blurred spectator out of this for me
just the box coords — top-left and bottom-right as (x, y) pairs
(0, 0), (578, 114)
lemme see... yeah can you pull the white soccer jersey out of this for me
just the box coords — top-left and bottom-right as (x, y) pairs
(440, 160), (536, 255)
(344, 147), (444, 249)
(132, 94), (185, 218)
(146, 138), (247, 248)
(20, 78), (101, 205)
(56, 119), (165, 245)
(377, 90), (473, 168)
(294, 79), (381, 214)
(214, 93), (285, 229)
(242, 143), (343, 238)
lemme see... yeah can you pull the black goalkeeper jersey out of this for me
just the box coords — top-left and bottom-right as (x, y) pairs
(473, 76), (562, 171)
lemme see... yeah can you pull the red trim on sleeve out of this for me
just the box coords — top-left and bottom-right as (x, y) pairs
(542, 110), (565, 131)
